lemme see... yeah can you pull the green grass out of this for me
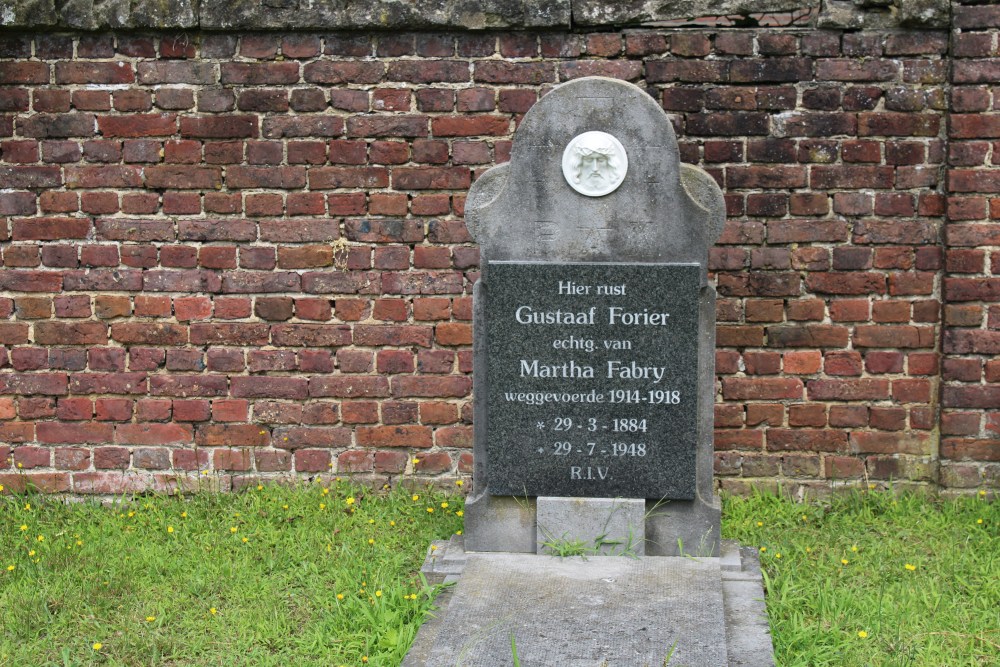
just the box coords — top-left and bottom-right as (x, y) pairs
(0, 480), (463, 667)
(723, 489), (999, 667)
(1, 484), (996, 667)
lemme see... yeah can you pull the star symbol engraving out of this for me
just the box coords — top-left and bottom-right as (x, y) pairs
(536, 421), (546, 430)
(537, 447), (545, 454)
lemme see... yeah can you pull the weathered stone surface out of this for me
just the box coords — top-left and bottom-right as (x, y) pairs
(201, 0), (571, 29)
(1, 0), (56, 27)
(898, 0), (950, 28)
(536, 496), (645, 555)
(0, 0), (951, 28)
(407, 551), (735, 666)
(573, 0), (816, 26)
(409, 539), (774, 666)
(1, 0), (196, 28)
(819, 0), (949, 30)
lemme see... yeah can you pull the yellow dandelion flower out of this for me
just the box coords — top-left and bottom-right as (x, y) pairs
(412, 494), (419, 501)
(128, 511), (135, 518)
(841, 558), (849, 566)
(362, 657), (369, 663)
(346, 497), (356, 506)
(456, 510), (464, 517)
(851, 545), (858, 552)
(868, 483), (876, 490)
(6, 565), (14, 572)
(24, 503), (30, 510)
(282, 504), (289, 510)
(167, 526), (174, 534)
(390, 520), (396, 526)
(368, 538), (375, 545)
(28, 550), (35, 557)
(322, 488), (329, 495)
(801, 515), (808, 521)
(180, 512), (187, 518)
(16, 462), (22, 469)
(257, 484), (264, 491)
(456, 480), (463, 486)
(759, 547), (766, 552)
(979, 490), (987, 497)
(337, 593), (344, 600)
(319, 503), (326, 510)
(412, 458), (420, 464)
(806, 546), (812, 553)
(259, 430), (266, 435)
(375, 590), (382, 597)
(456, 530), (463, 535)
(977, 518), (984, 524)
(19, 524), (26, 531)
(92, 642), (102, 651)
(441, 502), (449, 509)
(0, 484), (4, 492)
(241, 537), (248, 543)
(431, 545), (438, 551)
(146, 616), (155, 622)
(368, 519), (375, 524)
(905, 563), (916, 571)
(775, 553), (782, 559)
(230, 526), (238, 533)
(426, 507), (434, 513)
(858, 630), (868, 639)
(36, 535), (44, 542)
(210, 607), (217, 615)
(756, 521), (763, 527)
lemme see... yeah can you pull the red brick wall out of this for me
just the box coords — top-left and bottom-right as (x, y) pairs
(941, 2), (1000, 491)
(0, 13), (996, 495)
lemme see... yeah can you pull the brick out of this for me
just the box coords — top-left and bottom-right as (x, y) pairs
(807, 379), (890, 401)
(393, 167), (471, 190)
(767, 429), (847, 453)
(56, 62), (134, 84)
(768, 325), (849, 348)
(357, 425), (432, 448)
(180, 116), (257, 138)
(720, 377), (803, 400)
(474, 61), (555, 84)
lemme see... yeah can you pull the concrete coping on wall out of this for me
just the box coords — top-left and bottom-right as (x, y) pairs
(0, 0), (951, 32)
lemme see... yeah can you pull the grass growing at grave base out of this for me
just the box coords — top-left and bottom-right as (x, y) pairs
(723, 488), (999, 667)
(0, 480), (463, 667)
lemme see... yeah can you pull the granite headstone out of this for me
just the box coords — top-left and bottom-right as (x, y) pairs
(465, 76), (726, 556)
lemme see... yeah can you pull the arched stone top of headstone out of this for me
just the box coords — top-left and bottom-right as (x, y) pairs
(467, 77), (724, 278)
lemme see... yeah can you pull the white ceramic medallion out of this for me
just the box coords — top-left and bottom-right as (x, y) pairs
(561, 130), (629, 197)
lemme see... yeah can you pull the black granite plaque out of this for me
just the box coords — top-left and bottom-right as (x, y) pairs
(485, 261), (700, 499)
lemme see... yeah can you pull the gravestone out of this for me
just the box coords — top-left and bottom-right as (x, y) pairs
(465, 75), (725, 557)
(404, 76), (774, 666)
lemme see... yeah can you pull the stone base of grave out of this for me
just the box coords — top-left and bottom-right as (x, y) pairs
(464, 491), (722, 557)
(404, 536), (774, 667)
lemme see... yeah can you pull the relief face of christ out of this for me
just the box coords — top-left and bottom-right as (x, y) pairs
(561, 131), (628, 197)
